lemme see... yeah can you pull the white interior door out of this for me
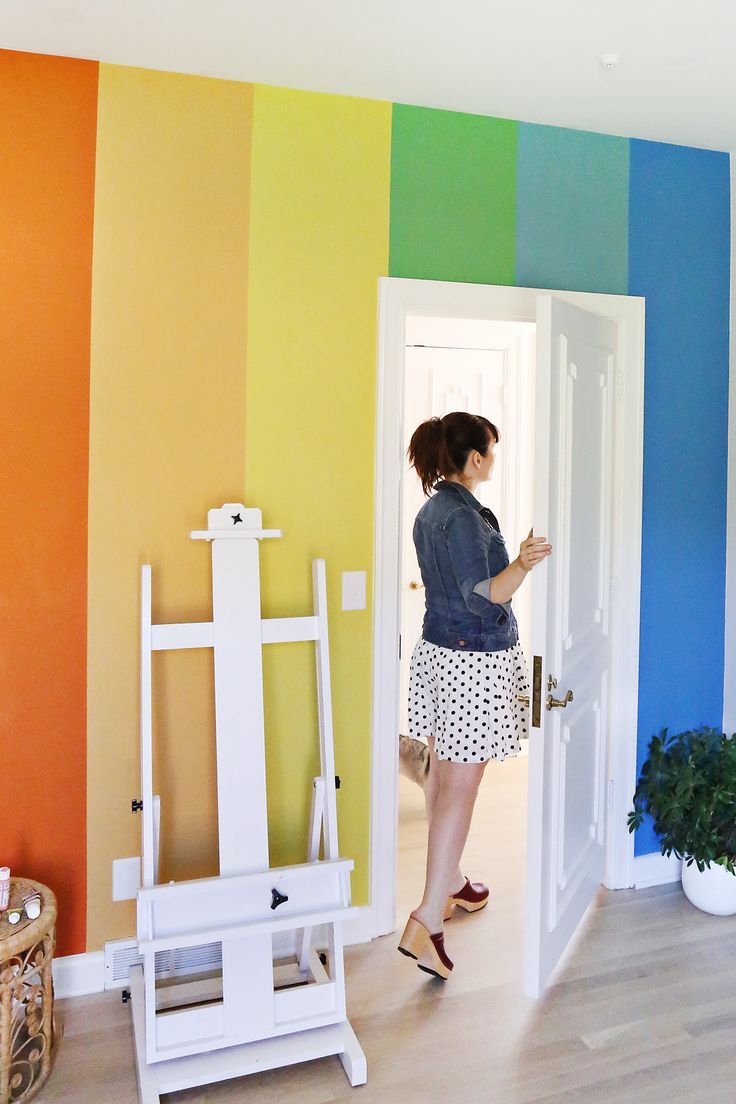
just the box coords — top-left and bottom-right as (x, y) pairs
(524, 296), (616, 998)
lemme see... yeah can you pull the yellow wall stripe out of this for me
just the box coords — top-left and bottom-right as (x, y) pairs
(87, 65), (252, 949)
(245, 86), (392, 902)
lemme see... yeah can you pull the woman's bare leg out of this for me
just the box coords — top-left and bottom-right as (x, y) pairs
(422, 737), (440, 818)
(423, 738), (465, 896)
(412, 756), (487, 934)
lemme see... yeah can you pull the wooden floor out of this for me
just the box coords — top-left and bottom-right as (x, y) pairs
(47, 757), (736, 1103)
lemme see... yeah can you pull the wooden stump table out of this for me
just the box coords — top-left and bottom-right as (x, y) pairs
(0, 880), (57, 1103)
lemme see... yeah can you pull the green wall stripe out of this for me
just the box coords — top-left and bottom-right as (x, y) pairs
(389, 103), (517, 284)
(515, 123), (629, 294)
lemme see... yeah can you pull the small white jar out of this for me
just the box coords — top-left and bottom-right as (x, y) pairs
(681, 856), (736, 916)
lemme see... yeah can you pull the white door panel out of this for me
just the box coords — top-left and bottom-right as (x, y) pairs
(525, 296), (615, 998)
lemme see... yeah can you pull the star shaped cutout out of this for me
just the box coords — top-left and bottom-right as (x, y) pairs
(231, 513), (243, 525)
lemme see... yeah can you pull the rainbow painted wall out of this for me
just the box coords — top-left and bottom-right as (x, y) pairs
(1, 49), (729, 957)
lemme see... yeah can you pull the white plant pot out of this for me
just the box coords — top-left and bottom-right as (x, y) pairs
(681, 856), (736, 916)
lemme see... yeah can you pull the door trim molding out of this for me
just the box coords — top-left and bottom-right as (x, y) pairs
(370, 277), (646, 939)
(632, 851), (682, 889)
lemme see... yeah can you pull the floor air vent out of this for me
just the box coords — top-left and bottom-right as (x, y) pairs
(104, 938), (223, 989)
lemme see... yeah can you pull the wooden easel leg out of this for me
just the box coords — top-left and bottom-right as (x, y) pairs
(152, 795), (161, 884)
(299, 778), (325, 973)
(338, 1021), (367, 1086)
(129, 966), (160, 1104)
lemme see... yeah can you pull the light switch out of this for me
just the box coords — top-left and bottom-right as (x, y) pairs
(112, 856), (141, 902)
(342, 571), (366, 611)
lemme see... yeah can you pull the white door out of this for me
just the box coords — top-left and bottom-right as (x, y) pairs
(399, 330), (533, 732)
(524, 295), (616, 998)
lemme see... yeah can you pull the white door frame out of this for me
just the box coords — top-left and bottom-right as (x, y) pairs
(369, 276), (645, 939)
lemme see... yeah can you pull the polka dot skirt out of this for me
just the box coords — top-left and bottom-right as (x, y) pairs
(408, 638), (530, 763)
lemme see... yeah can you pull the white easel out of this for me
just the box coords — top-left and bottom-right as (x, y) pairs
(129, 504), (367, 1102)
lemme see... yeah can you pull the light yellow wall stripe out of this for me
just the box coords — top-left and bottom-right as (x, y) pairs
(246, 86), (392, 903)
(87, 65), (252, 949)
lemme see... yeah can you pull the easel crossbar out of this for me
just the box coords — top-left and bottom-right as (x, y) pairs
(138, 858), (353, 904)
(138, 904), (358, 955)
(150, 617), (319, 651)
(151, 623), (213, 650)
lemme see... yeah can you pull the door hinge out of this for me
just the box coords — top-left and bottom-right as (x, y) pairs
(615, 372), (623, 401)
(607, 779), (614, 809)
(611, 577), (619, 608)
(398, 634), (402, 660)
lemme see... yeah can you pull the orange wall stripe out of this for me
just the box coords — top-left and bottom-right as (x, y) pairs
(0, 50), (98, 957)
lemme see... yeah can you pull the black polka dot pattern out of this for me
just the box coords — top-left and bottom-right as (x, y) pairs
(408, 638), (530, 763)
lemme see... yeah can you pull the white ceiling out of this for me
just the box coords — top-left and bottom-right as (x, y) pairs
(1, 0), (735, 152)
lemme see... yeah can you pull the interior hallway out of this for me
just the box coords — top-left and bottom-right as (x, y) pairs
(45, 759), (736, 1103)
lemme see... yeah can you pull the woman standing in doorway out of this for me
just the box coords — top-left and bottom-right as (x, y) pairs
(398, 412), (551, 979)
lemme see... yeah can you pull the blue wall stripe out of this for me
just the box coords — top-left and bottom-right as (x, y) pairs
(628, 140), (731, 855)
(515, 123), (629, 294)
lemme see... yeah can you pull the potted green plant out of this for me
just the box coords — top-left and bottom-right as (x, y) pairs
(628, 726), (736, 915)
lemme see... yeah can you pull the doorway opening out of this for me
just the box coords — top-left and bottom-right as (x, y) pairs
(370, 277), (645, 996)
(399, 314), (537, 733)
(397, 312), (537, 980)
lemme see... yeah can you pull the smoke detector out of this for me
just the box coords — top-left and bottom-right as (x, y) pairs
(600, 53), (621, 70)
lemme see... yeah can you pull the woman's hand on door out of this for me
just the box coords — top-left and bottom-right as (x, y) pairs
(518, 529), (552, 573)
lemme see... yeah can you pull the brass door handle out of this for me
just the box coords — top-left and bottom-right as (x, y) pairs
(409, 581), (424, 590)
(517, 694), (530, 706)
(546, 690), (574, 710)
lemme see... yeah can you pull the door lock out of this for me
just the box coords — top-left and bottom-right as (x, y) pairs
(546, 689), (574, 710)
(547, 675), (557, 691)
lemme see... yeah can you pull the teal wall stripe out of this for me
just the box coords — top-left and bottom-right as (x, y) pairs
(515, 123), (629, 294)
(389, 103), (517, 285)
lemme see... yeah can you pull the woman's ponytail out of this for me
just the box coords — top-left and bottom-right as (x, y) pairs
(408, 417), (453, 496)
(408, 412), (499, 496)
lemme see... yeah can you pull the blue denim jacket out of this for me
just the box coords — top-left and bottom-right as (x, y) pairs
(413, 480), (518, 652)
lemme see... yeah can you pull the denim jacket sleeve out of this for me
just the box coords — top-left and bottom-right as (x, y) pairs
(442, 507), (498, 617)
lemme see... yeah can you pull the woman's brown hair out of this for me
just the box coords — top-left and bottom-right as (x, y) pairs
(408, 412), (499, 496)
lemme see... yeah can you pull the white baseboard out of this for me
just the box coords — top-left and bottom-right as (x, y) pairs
(633, 850), (683, 888)
(53, 950), (105, 999)
(343, 904), (375, 945)
(52, 906), (375, 1000)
